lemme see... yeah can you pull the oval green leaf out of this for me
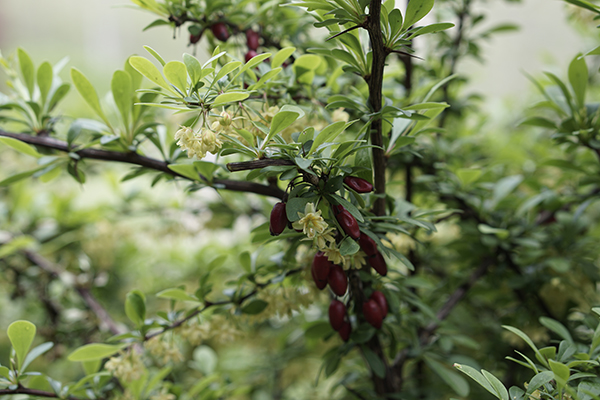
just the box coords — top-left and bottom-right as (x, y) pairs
(7, 320), (36, 370)
(68, 343), (126, 362)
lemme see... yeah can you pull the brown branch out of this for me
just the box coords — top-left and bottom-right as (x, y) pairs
(0, 387), (87, 400)
(227, 159), (295, 172)
(0, 130), (285, 199)
(21, 249), (124, 336)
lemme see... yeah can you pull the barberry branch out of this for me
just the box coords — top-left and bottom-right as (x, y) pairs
(0, 130), (285, 199)
(0, 387), (88, 400)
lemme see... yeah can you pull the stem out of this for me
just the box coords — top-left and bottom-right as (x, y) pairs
(227, 159), (295, 172)
(0, 387), (88, 400)
(0, 130), (285, 199)
(366, 0), (388, 217)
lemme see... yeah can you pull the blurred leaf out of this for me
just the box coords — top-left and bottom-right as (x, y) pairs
(424, 356), (469, 397)
(241, 300), (268, 315)
(568, 54), (588, 108)
(125, 290), (146, 327)
(7, 320), (36, 370)
(111, 70), (133, 127)
(68, 343), (126, 362)
(17, 48), (35, 98)
(0, 137), (41, 158)
(70, 68), (111, 128)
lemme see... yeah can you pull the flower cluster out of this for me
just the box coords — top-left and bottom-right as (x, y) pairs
(104, 351), (145, 382)
(179, 314), (241, 346)
(174, 125), (223, 159)
(144, 336), (184, 365)
(249, 286), (313, 322)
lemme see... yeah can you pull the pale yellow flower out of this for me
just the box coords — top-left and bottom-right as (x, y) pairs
(219, 110), (232, 126)
(144, 337), (183, 365)
(315, 227), (336, 250)
(344, 250), (367, 270)
(104, 351), (144, 382)
(332, 108), (349, 122)
(323, 243), (344, 266)
(292, 203), (328, 239)
(174, 125), (222, 158)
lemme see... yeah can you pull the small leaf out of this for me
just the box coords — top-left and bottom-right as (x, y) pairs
(264, 111), (300, 145)
(241, 299), (268, 315)
(68, 343), (126, 362)
(37, 62), (53, 106)
(70, 68), (111, 127)
(0, 137), (42, 158)
(212, 92), (249, 106)
(339, 236), (360, 256)
(168, 163), (200, 181)
(17, 48), (35, 98)
(549, 359), (570, 391)
(7, 320), (36, 370)
(129, 56), (176, 95)
(21, 342), (53, 373)
(540, 317), (573, 343)
(125, 290), (146, 327)
(403, 0), (434, 30)
(424, 356), (469, 397)
(163, 61), (188, 95)
(272, 47), (296, 69)
(362, 347), (386, 378)
(111, 70), (133, 126)
(304, 321), (334, 339)
(454, 363), (497, 397)
(569, 54), (588, 108)
(309, 121), (353, 155)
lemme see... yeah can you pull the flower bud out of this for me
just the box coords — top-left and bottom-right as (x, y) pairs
(344, 176), (373, 193)
(220, 111), (232, 126)
(269, 202), (288, 236)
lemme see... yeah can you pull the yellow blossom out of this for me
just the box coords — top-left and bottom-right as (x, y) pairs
(292, 203), (328, 239)
(323, 243), (344, 265)
(144, 337), (183, 365)
(174, 125), (222, 158)
(104, 351), (144, 382)
(332, 107), (349, 122)
(314, 227), (336, 250)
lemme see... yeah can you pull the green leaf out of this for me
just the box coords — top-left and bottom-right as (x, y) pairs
(519, 116), (557, 129)
(0, 166), (46, 186)
(168, 163), (200, 181)
(0, 236), (35, 259)
(309, 121), (353, 155)
(269, 111), (300, 137)
(503, 325), (548, 368)
(540, 317), (573, 343)
(193, 161), (219, 182)
(481, 370), (509, 400)
(129, 56), (176, 95)
(37, 62), (53, 107)
(0, 366), (9, 380)
(68, 343), (126, 362)
(403, 0), (434, 30)
(272, 47), (296, 69)
(454, 363), (497, 397)
(525, 370), (554, 395)
(163, 61), (188, 95)
(156, 288), (199, 302)
(183, 53), (203, 85)
(568, 54), (588, 108)
(549, 359), (570, 391)
(47, 83), (70, 111)
(456, 168), (481, 186)
(339, 236), (360, 256)
(111, 70), (132, 126)
(362, 347), (386, 378)
(241, 300), (268, 315)
(7, 320), (36, 370)
(212, 92), (249, 106)
(214, 61), (242, 82)
(125, 290), (146, 327)
(21, 342), (53, 373)
(239, 251), (252, 273)
(70, 68), (111, 127)
(144, 45), (166, 66)
(304, 321), (334, 339)
(0, 137), (42, 158)
(424, 356), (469, 397)
(17, 48), (35, 98)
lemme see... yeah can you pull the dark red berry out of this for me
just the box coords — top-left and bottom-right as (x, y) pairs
(370, 291), (388, 318)
(311, 266), (327, 290)
(269, 202), (288, 236)
(245, 49), (258, 63)
(336, 209), (360, 240)
(358, 232), (378, 256)
(333, 204), (344, 215)
(327, 265), (348, 296)
(189, 33), (202, 44)
(246, 30), (260, 51)
(328, 300), (346, 331)
(368, 251), (387, 276)
(312, 252), (332, 281)
(210, 22), (230, 42)
(363, 299), (383, 329)
(344, 176), (373, 193)
(338, 321), (351, 342)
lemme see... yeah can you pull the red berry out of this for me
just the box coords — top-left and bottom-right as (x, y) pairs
(338, 321), (352, 342)
(312, 252), (332, 281)
(370, 291), (388, 318)
(358, 232), (378, 256)
(246, 29), (260, 50)
(363, 299), (383, 329)
(210, 22), (230, 41)
(189, 33), (202, 44)
(328, 300), (346, 331)
(344, 176), (373, 193)
(269, 202), (288, 236)
(333, 204), (344, 215)
(327, 265), (348, 296)
(245, 49), (258, 63)
(368, 251), (387, 276)
(335, 208), (360, 240)
(311, 266), (327, 290)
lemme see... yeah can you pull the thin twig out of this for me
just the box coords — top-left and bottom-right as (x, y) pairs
(0, 387), (88, 400)
(0, 130), (285, 199)
(227, 159), (295, 172)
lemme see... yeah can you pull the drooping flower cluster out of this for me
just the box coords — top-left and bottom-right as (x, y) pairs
(179, 314), (241, 346)
(292, 203), (329, 240)
(249, 286), (313, 322)
(174, 125), (222, 159)
(104, 351), (144, 382)
(144, 336), (184, 365)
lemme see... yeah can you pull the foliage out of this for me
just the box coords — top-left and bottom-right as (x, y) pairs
(1, 0), (600, 399)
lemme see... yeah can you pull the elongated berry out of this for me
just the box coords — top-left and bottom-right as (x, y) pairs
(246, 30), (260, 50)
(363, 299), (383, 329)
(189, 33), (202, 44)
(335, 208), (360, 240)
(368, 251), (387, 276)
(358, 232), (378, 256)
(327, 265), (348, 296)
(344, 176), (373, 193)
(370, 291), (388, 318)
(328, 300), (346, 331)
(312, 251), (332, 281)
(269, 202), (288, 236)
(338, 321), (351, 342)
(210, 22), (230, 41)
(311, 266), (327, 290)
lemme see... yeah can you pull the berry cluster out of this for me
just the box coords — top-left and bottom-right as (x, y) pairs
(269, 175), (390, 342)
(189, 22), (260, 65)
